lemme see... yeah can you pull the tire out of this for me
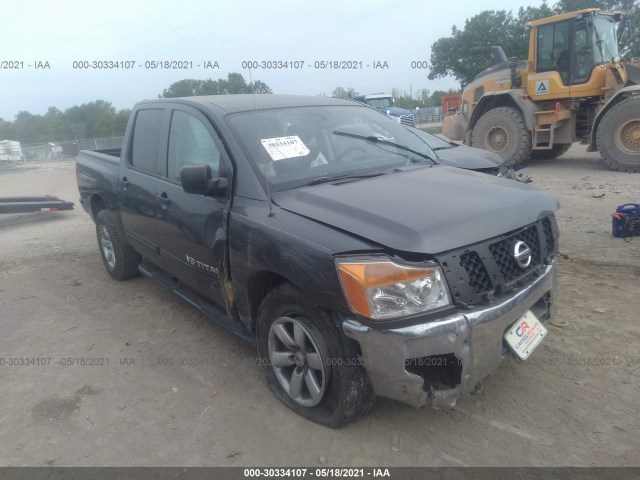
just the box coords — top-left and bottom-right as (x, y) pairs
(471, 107), (532, 166)
(530, 143), (571, 160)
(256, 283), (375, 427)
(95, 209), (141, 280)
(596, 96), (640, 173)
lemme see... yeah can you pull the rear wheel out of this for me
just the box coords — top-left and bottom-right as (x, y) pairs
(530, 143), (571, 160)
(471, 107), (532, 166)
(256, 283), (375, 427)
(597, 96), (640, 172)
(96, 209), (141, 280)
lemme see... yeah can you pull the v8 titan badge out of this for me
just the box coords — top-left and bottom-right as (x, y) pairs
(504, 310), (548, 361)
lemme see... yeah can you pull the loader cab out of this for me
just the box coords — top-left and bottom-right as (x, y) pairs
(528, 9), (621, 100)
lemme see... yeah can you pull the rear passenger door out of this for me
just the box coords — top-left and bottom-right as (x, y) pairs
(119, 108), (168, 259)
(154, 106), (231, 305)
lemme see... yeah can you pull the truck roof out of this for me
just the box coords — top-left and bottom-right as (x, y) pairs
(353, 93), (392, 101)
(134, 94), (355, 114)
(526, 8), (615, 27)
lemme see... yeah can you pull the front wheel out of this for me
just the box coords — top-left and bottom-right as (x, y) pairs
(256, 283), (375, 427)
(471, 107), (532, 166)
(596, 96), (640, 173)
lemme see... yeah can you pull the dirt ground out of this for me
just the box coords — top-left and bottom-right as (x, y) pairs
(0, 146), (639, 467)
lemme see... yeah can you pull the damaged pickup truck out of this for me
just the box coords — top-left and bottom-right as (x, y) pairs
(77, 94), (560, 427)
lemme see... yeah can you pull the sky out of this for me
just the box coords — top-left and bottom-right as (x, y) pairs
(0, 0), (541, 120)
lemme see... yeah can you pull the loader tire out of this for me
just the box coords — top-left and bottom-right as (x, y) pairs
(596, 96), (640, 173)
(471, 107), (532, 166)
(530, 144), (571, 160)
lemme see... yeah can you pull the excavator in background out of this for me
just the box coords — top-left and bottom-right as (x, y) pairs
(443, 8), (640, 172)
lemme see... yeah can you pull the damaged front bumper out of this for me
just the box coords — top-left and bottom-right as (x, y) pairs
(342, 262), (557, 408)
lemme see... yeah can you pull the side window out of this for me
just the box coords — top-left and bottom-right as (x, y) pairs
(167, 110), (221, 182)
(131, 109), (164, 173)
(573, 20), (594, 84)
(537, 21), (570, 83)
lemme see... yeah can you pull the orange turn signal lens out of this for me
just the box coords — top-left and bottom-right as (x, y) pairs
(336, 260), (441, 319)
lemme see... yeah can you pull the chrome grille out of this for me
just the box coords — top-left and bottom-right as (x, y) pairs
(488, 225), (540, 283)
(400, 114), (415, 127)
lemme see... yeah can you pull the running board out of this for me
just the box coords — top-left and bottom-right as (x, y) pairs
(138, 262), (254, 345)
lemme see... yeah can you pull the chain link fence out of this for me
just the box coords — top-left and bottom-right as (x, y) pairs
(1, 137), (124, 165)
(413, 106), (444, 126)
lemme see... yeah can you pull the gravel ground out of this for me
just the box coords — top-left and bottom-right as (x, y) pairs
(0, 147), (639, 467)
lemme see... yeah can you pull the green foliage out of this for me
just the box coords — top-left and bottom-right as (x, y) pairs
(0, 73), (272, 143)
(330, 86), (460, 109)
(428, 0), (639, 87)
(0, 101), (131, 144)
(161, 73), (272, 97)
(331, 86), (462, 109)
(391, 88), (461, 109)
(429, 4), (553, 87)
(332, 87), (359, 99)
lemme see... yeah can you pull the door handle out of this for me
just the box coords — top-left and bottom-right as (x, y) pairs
(158, 192), (171, 208)
(121, 176), (129, 191)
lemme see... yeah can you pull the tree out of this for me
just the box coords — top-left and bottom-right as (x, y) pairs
(417, 88), (432, 106)
(161, 73), (272, 98)
(428, 0), (639, 87)
(331, 87), (359, 99)
(251, 80), (273, 94)
(428, 4), (553, 87)
(64, 100), (119, 139)
(13, 111), (47, 143)
(391, 88), (416, 109)
(0, 118), (16, 140)
(160, 79), (209, 97)
(430, 89), (461, 108)
(0, 101), (131, 143)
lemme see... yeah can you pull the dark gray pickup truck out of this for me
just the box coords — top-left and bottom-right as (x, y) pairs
(77, 94), (560, 427)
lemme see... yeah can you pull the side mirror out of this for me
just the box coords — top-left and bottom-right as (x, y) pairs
(205, 177), (229, 196)
(180, 164), (211, 195)
(180, 164), (229, 197)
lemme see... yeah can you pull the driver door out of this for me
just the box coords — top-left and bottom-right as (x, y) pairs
(154, 106), (232, 305)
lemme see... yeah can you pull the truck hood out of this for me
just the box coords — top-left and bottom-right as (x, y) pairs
(435, 143), (504, 169)
(272, 166), (559, 254)
(379, 106), (412, 117)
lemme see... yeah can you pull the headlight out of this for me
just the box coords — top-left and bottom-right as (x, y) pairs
(336, 258), (451, 320)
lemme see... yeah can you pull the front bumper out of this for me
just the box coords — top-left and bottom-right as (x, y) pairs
(342, 262), (557, 408)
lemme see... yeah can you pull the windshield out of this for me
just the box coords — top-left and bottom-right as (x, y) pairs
(405, 126), (454, 150)
(226, 105), (438, 191)
(365, 97), (393, 108)
(590, 15), (619, 63)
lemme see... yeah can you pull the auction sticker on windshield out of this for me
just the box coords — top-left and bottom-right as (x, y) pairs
(504, 310), (547, 361)
(261, 136), (310, 161)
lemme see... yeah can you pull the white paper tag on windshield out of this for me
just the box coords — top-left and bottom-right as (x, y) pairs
(261, 136), (310, 161)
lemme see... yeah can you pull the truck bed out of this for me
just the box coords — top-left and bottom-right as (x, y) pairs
(76, 149), (122, 219)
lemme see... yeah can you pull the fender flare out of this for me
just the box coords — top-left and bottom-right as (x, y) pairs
(468, 90), (540, 136)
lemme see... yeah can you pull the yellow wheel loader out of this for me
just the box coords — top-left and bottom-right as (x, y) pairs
(443, 8), (640, 172)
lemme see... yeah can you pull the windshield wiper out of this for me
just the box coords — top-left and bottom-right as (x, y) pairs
(304, 171), (385, 186)
(333, 130), (438, 164)
(431, 146), (455, 151)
